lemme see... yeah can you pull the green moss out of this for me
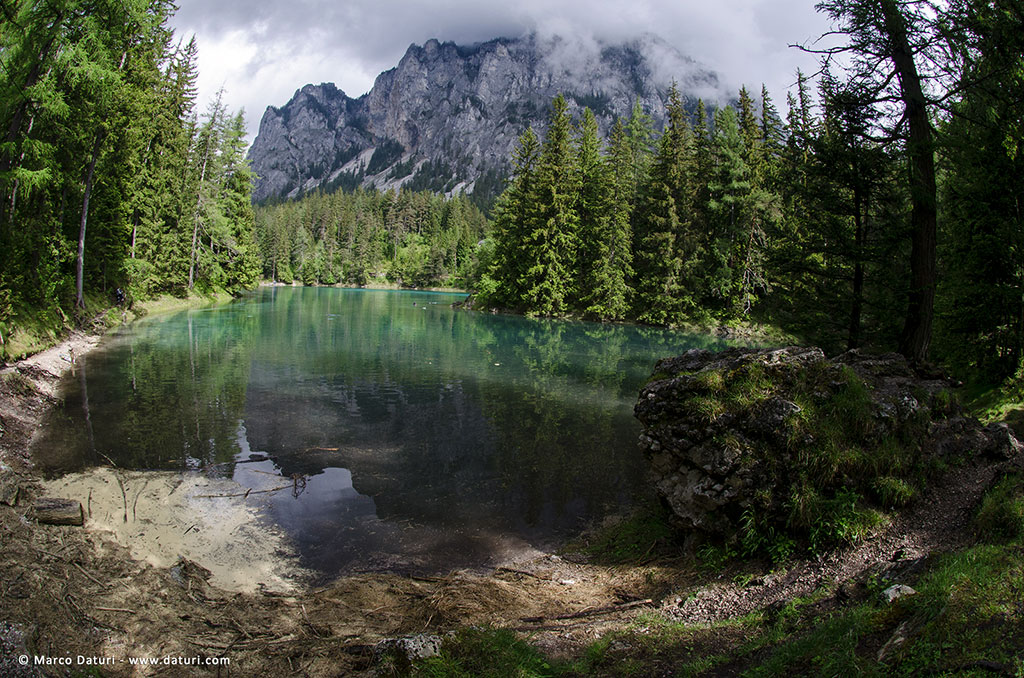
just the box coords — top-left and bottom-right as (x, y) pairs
(725, 364), (775, 410)
(693, 368), (726, 393)
(690, 395), (727, 422)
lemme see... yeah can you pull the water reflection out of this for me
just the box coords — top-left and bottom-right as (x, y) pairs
(33, 287), (742, 577)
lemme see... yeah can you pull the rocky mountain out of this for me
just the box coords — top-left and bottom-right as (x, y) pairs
(247, 33), (722, 204)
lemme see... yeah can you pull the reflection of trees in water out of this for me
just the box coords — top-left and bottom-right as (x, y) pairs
(36, 288), (742, 542)
(241, 287), (739, 536)
(34, 306), (257, 473)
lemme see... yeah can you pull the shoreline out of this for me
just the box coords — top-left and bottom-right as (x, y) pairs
(1, 290), (311, 594)
(0, 315), (678, 674)
(260, 279), (469, 294)
(0, 303), (1016, 674)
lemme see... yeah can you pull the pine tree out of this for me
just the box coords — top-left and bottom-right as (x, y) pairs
(632, 84), (690, 324)
(935, 2), (1024, 379)
(574, 108), (625, 319)
(707, 104), (773, 317)
(813, 0), (941, 362)
(520, 94), (580, 317)
(597, 118), (636, 321)
(487, 127), (540, 308)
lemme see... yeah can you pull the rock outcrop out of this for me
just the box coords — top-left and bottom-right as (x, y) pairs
(247, 33), (721, 203)
(635, 347), (1021, 543)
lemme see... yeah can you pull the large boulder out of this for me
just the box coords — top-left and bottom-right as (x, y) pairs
(635, 347), (1020, 545)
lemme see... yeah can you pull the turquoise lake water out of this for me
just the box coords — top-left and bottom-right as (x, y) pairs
(34, 287), (741, 577)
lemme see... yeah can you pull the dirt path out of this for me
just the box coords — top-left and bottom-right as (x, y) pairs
(666, 459), (1009, 626)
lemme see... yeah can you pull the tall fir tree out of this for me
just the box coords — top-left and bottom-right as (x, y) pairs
(632, 84), (690, 324)
(520, 93), (580, 317)
(486, 127), (540, 309)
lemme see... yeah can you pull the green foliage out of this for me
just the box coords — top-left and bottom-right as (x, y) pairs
(0, 2), (257, 345)
(805, 489), (888, 553)
(696, 542), (737, 572)
(412, 628), (559, 678)
(745, 605), (881, 677)
(520, 94), (580, 317)
(484, 86), (781, 328)
(886, 536), (1024, 674)
(974, 473), (1024, 542)
(252, 186), (489, 289)
(685, 360), (936, 559)
(872, 476), (916, 508)
(367, 138), (406, 175)
(572, 502), (678, 564)
(934, 4), (1024, 381)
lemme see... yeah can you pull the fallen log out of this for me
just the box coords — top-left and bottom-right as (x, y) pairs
(519, 598), (654, 624)
(33, 497), (84, 526)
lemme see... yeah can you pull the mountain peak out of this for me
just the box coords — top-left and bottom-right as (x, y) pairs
(247, 33), (719, 204)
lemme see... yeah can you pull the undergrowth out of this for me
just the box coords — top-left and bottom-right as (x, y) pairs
(566, 501), (681, 565)
(407, 472), (1024, 677)
(410, 628), (559, 678)
(0, 287), (236, 363)
(683, 360), (943, 562)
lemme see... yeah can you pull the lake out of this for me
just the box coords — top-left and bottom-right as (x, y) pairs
(33, 287), (739, 579)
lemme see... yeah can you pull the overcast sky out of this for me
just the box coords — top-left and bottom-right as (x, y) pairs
(168, 0), (836, 145)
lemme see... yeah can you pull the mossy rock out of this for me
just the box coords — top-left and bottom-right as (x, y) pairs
(635, 346), (1009, 558)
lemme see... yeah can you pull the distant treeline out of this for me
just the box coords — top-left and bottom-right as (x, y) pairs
(480, 82), (910, 353)
(253, 188), (490, 288)
(480, 0), (1024, 382)
(0, 0), (258, 346)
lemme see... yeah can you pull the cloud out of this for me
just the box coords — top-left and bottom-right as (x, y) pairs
(169, 0), (833, 144)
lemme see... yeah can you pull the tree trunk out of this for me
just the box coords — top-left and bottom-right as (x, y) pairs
(848, 185), (865, 350)
(188, 138), (213, 290)
(76, 134), (105, 309)
(881, 0), (938, 363)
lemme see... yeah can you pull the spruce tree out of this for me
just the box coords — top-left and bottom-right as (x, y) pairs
(575, 108), (627, 320)
(632, 85), (690, 324)
(520, 94), (579, 317)
(487, 127), (540, 309)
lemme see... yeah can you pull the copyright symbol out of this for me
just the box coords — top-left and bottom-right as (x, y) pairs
(18, 655), (29, 666)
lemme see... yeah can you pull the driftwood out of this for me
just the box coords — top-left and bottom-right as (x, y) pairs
(33, 497), (84, 526)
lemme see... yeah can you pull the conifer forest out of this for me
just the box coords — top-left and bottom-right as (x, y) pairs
(2, 0), (1023, 387)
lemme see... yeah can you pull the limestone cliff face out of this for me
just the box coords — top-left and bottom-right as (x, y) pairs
(247, 33), (720, 203)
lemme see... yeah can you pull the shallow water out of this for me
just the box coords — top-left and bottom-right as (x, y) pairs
(34, 287), (740, 578)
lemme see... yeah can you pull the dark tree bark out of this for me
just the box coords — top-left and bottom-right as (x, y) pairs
(879, 0), (937, 363)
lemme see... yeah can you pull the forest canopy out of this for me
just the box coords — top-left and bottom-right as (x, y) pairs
(476, 0), (1024, 384)
(0, 0), (258, 351)
(2, 0), (1022, 390)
